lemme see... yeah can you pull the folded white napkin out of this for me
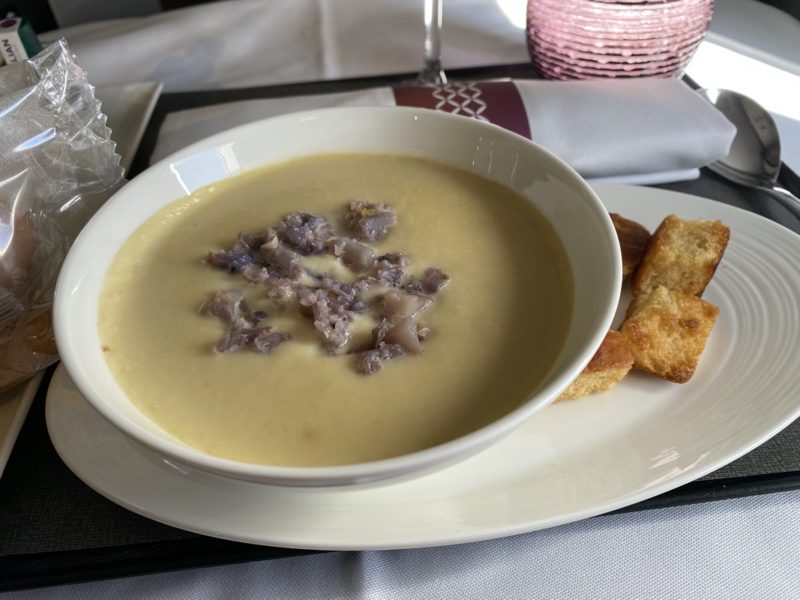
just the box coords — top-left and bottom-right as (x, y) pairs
(152, 78), (735, 184)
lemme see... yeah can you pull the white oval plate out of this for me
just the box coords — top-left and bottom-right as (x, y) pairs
(46, 184), (800, 550)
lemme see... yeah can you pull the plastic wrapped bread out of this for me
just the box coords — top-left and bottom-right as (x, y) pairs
(0, 39), (124, 391)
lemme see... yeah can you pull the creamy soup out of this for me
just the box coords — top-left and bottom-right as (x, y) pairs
(99, 153), (573, 466)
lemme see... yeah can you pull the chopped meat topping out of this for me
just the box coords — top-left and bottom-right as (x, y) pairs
(420, 267), (450, 293)
(297, 287), (355, 353)
(355, 343), (405, 375)
(266, 277), (299, 309)
(345, 201), (396, 242)
(206, 231), (277, 274)
(252, 329), (292, 354)
(382, 289), (431, 320)
(405, 267), (450, 294)
(416, 323), (432, 341)
(239, 230), (275, 251)
(242, 262), (284, 285)
(260, 243), (303, 280)
(329, 237), (375, 272)
(202, 201), (447, 372)
(215, 327), (260, 353)
(198, 290), (252, 325)
(207, 249), (254, 274)
(215, 325), (291, 354)
(319, 275), (369, 313)
(381, 317), (422, 354)
(374, 252), (409, 286)
(276, 212), (333, 255)
(199, 291), (290, 354)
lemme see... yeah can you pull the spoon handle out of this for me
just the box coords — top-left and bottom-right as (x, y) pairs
(758, 185), (800, 222)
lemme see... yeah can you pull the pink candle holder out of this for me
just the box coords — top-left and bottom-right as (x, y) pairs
(526, 0), (714, 80)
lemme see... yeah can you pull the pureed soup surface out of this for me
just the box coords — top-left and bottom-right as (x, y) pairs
(99, 153), (573, 467)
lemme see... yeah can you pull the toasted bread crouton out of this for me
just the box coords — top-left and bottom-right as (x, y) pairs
(632, 215), (729, 297)
(610, 213), (651, 278)
(620, 285), (719, 383)
(558, 330), (634, 401)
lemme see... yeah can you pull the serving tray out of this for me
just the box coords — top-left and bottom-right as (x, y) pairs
(1, 63), (798, 592)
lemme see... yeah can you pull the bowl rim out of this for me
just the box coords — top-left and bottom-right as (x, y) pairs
(54, 105), (621, 486)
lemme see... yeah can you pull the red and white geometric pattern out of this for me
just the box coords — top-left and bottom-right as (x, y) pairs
(430, 82), (489, 121)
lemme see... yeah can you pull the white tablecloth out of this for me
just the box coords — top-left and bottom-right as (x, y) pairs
(8, 490), (800, 599)
(16, 1), (800, 597)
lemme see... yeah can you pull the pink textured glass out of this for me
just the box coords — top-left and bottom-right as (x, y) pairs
(526, 0), (714, 80)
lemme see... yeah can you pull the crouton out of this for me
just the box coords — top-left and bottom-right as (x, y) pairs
(620, 285), (719, 383)
(558, 330), (634, 401)
(631, 214), (729, 297)
(610, 213), (651, 278)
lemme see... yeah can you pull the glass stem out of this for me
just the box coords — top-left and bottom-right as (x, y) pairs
(419, 0), (446, 85)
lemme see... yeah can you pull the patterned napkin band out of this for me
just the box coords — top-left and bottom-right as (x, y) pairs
(392, 81), (531, 139)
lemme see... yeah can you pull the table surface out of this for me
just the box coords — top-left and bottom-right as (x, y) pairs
(4, 0), (800, 597)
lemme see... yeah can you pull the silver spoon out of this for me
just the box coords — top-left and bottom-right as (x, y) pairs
(700, 88), (800, 221)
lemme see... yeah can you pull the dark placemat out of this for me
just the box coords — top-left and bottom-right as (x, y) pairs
(2, 64), (799, 591)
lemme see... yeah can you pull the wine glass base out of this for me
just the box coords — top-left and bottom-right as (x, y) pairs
(417, 59), (448, 86)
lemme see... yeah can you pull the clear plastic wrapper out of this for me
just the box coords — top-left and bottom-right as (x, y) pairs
(0, 39), (124, 391)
